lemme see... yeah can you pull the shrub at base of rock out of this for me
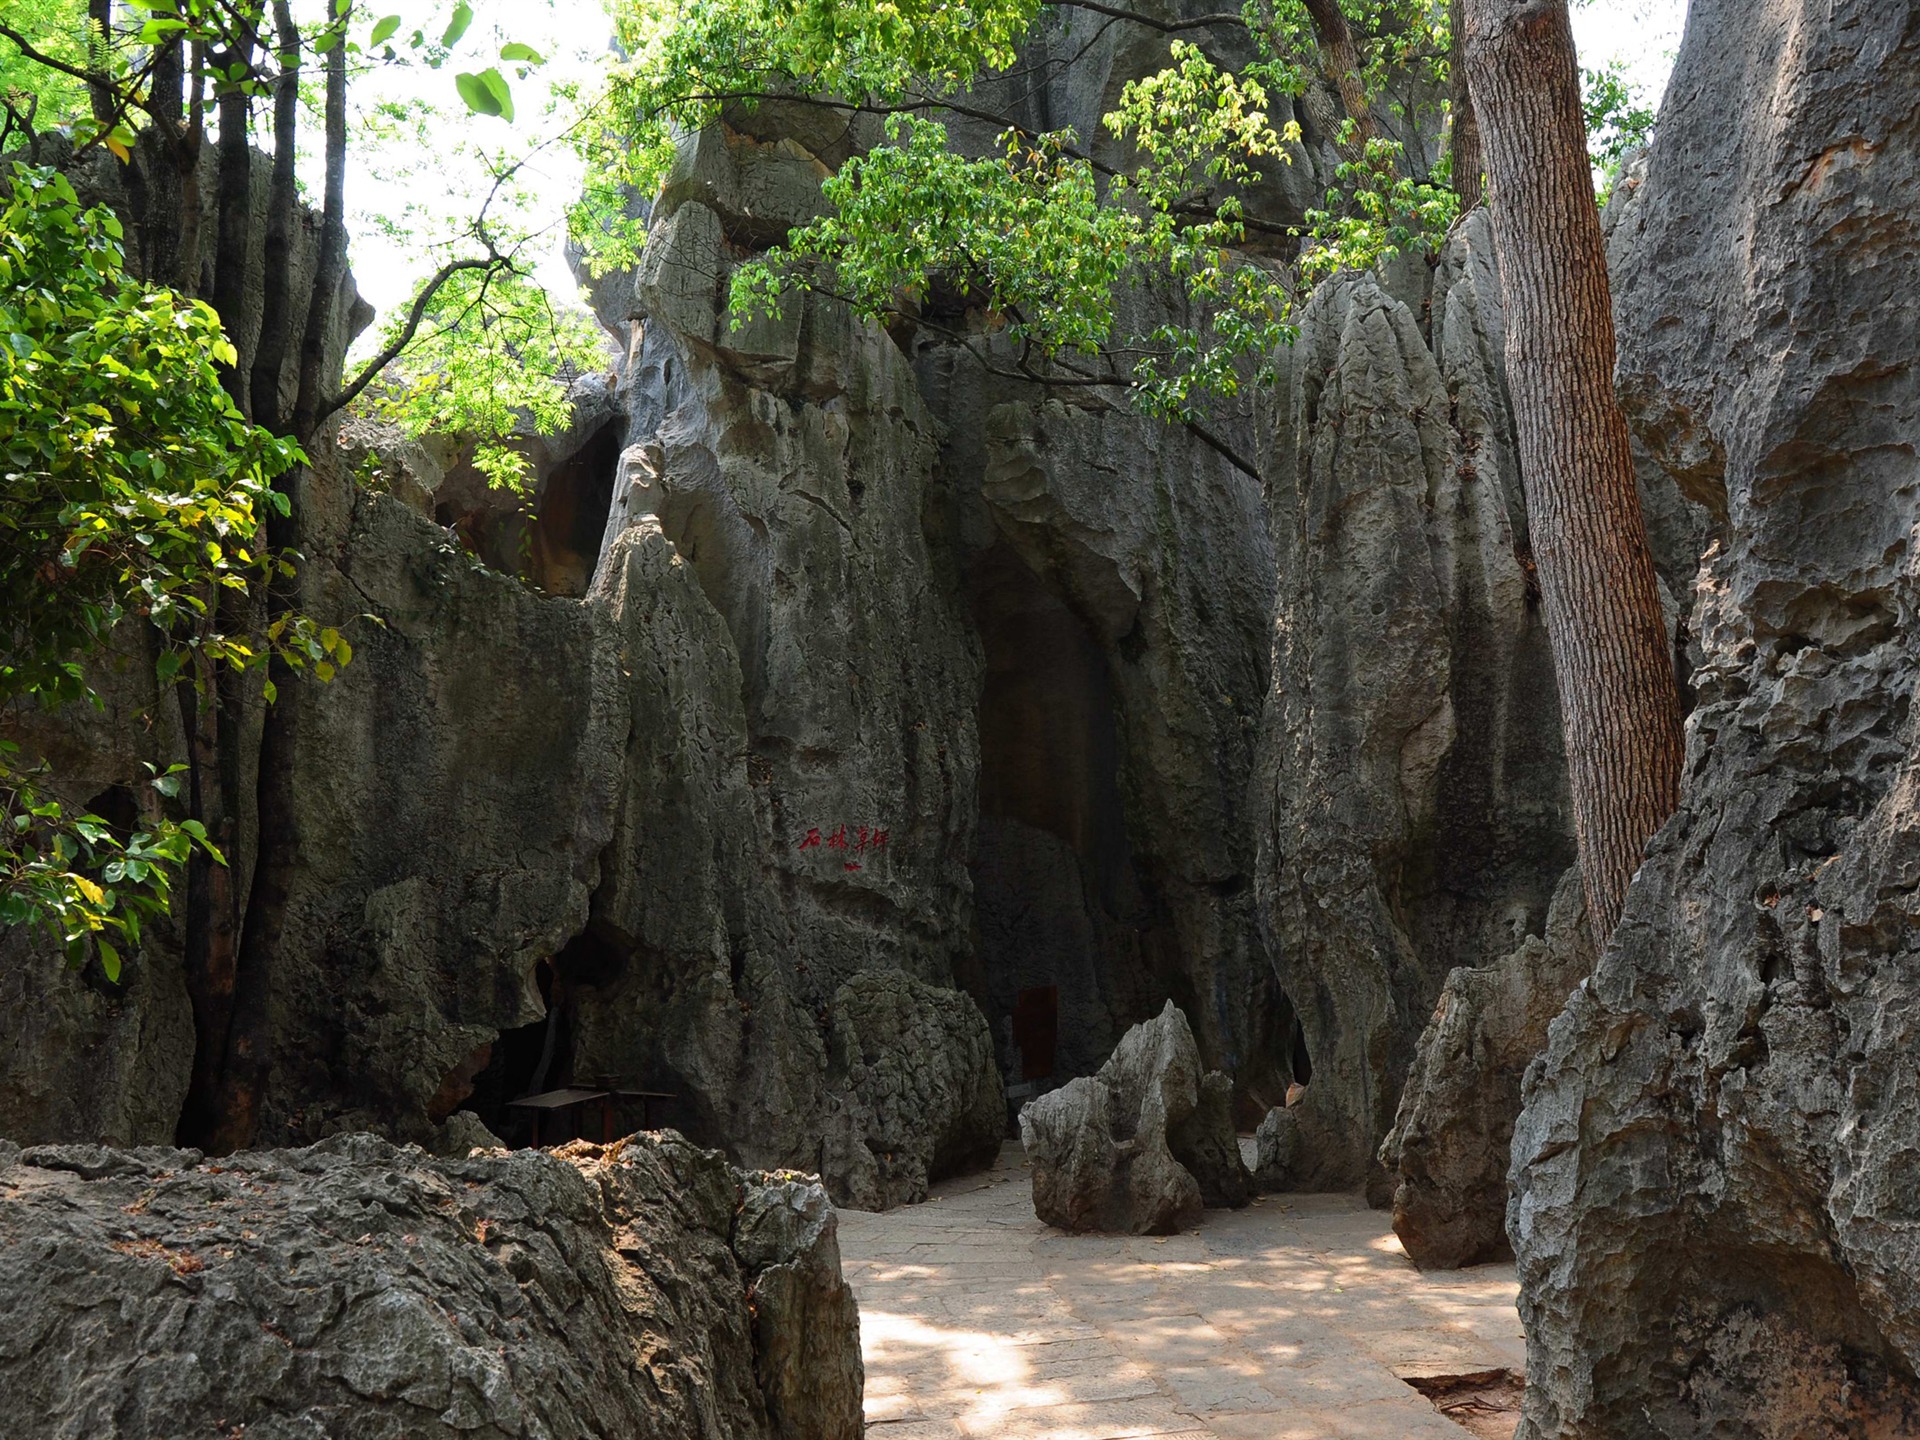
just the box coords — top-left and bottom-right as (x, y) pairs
(1380, 870), (1592, 1269)
(0, 1132), (863, 1440)
(1019, 1002), (1251, 1234)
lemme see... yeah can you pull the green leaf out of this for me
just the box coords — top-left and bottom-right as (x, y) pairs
(499, 42), (545, 64)
(370, 14), (402, 46)
(441, 1), (473, 47)
(97, 939), (122, 984)
(477, 67), (514, 122)
(454, 70), (502, 116)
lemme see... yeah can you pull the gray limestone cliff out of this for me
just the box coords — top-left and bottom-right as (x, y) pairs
(0, 2), (1704, 1275)
(1508, 1), (1920, 1434)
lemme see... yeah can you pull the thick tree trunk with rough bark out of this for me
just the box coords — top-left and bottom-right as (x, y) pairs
(1460, 0), (1682, 943)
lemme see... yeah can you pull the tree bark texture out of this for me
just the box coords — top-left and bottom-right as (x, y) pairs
(211, 20), (259, 411)
(1301, 0), (1378, 146)
(293, 6), (351, 439)
(1460, 0), (1681, 943)
(248, 0), (301, 431)
(1448, 0), (1483, 207)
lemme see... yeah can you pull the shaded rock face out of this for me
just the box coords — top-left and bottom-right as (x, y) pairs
(930, 365), (1290, 1117)
(250, 471), (628, 1146)
(823, 969), (1007, 1209)
(1379, 868), (1591, 1269)
(1509, 3), (1920, 1436)
(566, 74), (1290, 1186)
(341, 374), (630, 600)
(556, 114), (1004, 1208)
(1252, 214), (1577, 1196)
(0, 1131), (862, 1440)
(1020, 1002), (1250, 1233)
(910, 11), (1303, 1112)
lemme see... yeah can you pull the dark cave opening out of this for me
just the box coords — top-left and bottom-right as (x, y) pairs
(430, 416), (626, 598)
(526, 418), (625, 597)
(459, 924), (631, 1146)
(960, 540), (1193, 1095)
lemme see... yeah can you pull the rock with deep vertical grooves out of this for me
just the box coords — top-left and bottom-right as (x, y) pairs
(1508, 1), (1920, 1435)
(1252, 240), (1575, 1197)
(1020, 1001), (1249, 1233)
(0, 1131), (863, 1440)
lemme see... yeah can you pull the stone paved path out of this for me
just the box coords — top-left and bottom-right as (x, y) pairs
(839, 1144), (1526, 1440)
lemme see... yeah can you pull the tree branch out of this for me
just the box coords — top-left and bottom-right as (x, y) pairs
(322, 257), (509, 422)
(1053, 0), (1249, 33)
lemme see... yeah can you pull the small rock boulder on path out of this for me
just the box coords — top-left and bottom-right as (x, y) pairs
(1380, 869), (1593, 1269)
(1020, 1002), (1251, 1234)
(0, 1131), (863, 1440)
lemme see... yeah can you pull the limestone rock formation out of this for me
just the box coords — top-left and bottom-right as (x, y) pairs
(1380, 869), (1591, 1269)
(557, 109), (1006, 1205)
(1021, 1002), (1250, 1233)
(250, 470), (627, 1147)
(1509, 2), (1920, 1435)
(823, 969), (1007, 1209)
(0, 1131), (863, 1440)
(1253, 217), (1575, 1196)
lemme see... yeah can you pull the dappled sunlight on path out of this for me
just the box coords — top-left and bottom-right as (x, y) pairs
(839, 1144), (1525, 1440)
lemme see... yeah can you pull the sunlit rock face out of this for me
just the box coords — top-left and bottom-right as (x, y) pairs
(0, 1131), (864, 1440)
(1508, 2), (1920, 1435)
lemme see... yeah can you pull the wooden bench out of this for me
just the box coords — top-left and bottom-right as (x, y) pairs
(507, 1085), (679, 1146)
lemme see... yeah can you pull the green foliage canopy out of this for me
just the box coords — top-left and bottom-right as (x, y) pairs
(577, 0), (1476, 431)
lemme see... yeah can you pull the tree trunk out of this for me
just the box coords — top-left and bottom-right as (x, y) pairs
(1459, 0), (1681, 944)
(292, 6), (351, 440)
(86, 0), (115, 127)
(248, 0), (301, 431)
(210, 17), (259, 410)
(1300, 0), (1377, 147)
(1448, 0), (1483, 208)
(201, 1), (355, 1152)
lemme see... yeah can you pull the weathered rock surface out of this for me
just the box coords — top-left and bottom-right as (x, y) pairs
(561, 115), (1005, 1206)
(1020, 1002), (1250, 1233)
(252, 471), (626, 1148)
(0, 1130), (862, 1440)
(1509, 2), (1920, 1435)
(824, 969), (1007, 1209)
(1380, 868), (1590, 1269)
(1253, 217), (1575, 1196)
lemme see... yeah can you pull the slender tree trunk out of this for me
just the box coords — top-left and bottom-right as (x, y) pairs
(180, 9), (271, 1152)
(210, 14), (259, 410)
(292, 10), (351, 440)
(86, 0), (115, 127)
(1459, 0), (1681, 943)
(206, 1), (354, 1152)
(1301, 0), (1377, 146)
(176, 40), (207, 294)
(248, 0), (300, 431)
(1447, 0), (1483, 208)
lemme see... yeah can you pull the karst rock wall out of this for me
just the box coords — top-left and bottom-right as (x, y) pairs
(1, 4), (1698, 1249)
(1255, 213), (1582, 1197)
(1509, 1), (1920, 1434)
